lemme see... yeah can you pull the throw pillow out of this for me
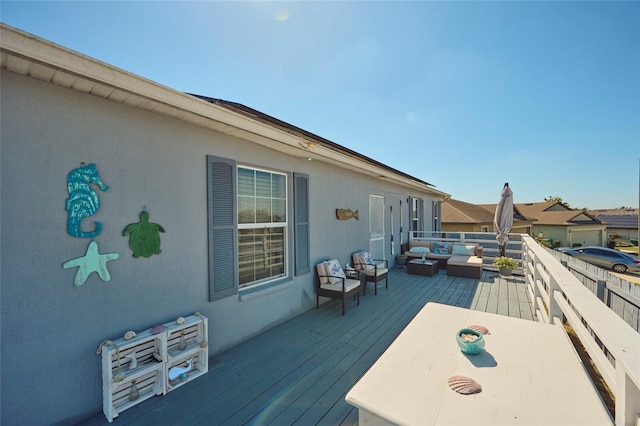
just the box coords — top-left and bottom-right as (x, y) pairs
(324, 259), (346, 285)
(409, 246), (430, 254)
(354, 251), (375, 271)
(452, 244), (476, 256)
(434, 242), (450, 254)
(360, 251), (374, 265)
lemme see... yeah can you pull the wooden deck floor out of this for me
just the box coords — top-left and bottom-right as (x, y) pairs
(80, 268), (533, 426)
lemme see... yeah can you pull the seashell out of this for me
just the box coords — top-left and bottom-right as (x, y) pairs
(125, 351), (137, 370)
(448, 375), (482, 395)
(467, 324), (490, 335)
(123, 331), (136, 340)
(176, 317), (185, 325)
(151, 325), (167, 334)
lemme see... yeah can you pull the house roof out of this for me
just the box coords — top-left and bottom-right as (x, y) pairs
(588, 208), (639, 216)
(0, 23), (449, 199)
(442, 199), (496, 224)
(476, 203), (530, 222)
(442, 199), (532, 225)
(516, 201), (601, 226)
(588, 208), (639, 229)
(191, 95), (437, 189)
(591, 214), (638, 229)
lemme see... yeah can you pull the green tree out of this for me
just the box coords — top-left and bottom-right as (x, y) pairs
(544, 196), (564, 203)
(545, 196), (572, 208)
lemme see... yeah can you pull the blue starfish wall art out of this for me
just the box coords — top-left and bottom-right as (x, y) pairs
(63, 241), (119, 286)
(65, 163), (109, 238)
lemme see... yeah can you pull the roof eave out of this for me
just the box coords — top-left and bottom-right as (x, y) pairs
(0, 23), (449, 199)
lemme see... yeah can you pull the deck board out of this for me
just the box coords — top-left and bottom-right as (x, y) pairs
(79, 268), (532, 426)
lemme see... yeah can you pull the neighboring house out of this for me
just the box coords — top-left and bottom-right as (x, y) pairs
(0, 25), (450, 424)
(589, 208), (639, 243)
(517, 201), (606, 248)
(441, 198), (534, 235)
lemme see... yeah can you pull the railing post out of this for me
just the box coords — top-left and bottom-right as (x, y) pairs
(530, 250), (544, 321)
(596, 280), (606, 304)
(548, 275), (563, 324)
(615, 363), (640, 426)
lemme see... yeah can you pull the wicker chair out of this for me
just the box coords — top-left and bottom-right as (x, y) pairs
(351, 251), (389, 295)
(315, 259), (361, 315)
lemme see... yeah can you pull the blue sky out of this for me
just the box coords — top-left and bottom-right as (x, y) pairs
(2, 1), (639, 209)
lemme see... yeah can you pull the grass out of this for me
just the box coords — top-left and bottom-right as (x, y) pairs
(617, 245), (638, 255)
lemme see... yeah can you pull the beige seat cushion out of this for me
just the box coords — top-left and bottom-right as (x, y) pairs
(320, 278), (361, 292)
(363, 267), (388, 277)
(447, 255), (482, 267)
(316, 262), (330, 284)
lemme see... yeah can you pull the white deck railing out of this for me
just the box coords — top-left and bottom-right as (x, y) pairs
(409, 231), (640, 425)
(522, 235), (640, 426)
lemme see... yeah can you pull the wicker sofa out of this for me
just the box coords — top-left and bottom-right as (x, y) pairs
(401, 240), (484, 279)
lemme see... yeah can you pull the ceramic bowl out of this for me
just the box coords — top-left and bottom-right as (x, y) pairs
(456, 328), (485, 354)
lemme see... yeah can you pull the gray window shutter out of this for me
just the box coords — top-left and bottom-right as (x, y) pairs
(293, 173), (310, 275)
(432, 200), (441, 232)
(207, 155), (238, 301)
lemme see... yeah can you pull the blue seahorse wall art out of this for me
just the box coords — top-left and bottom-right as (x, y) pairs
(65, 163), (109, 238)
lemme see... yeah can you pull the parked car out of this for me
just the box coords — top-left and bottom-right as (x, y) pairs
(557, 246), (640, 274)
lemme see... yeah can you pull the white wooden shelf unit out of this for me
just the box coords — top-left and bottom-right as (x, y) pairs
(101, 313), (208, 422)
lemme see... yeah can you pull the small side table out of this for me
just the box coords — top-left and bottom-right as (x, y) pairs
(407, 259), (439, 276)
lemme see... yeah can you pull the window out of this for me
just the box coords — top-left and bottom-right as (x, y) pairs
(207, 156), (310, 301)
(410, 197), (423, 232)
(237, 167), (287, 288)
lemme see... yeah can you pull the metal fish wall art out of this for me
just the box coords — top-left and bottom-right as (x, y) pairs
(336, 208), (359, 220)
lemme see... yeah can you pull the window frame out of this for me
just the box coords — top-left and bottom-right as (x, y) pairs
(236, 165), (288, 289)
(207, 156), (310, 301)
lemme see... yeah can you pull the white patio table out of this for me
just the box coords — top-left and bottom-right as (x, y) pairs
(345, 302), (613, 425)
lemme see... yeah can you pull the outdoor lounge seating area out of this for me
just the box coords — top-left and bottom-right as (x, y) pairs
(402, 240), (484, 279)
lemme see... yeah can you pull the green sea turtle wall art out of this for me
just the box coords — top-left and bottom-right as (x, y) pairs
(123, 210), (165, 258)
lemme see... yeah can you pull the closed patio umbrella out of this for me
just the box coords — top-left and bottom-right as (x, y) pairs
(494, 183), (514, 257)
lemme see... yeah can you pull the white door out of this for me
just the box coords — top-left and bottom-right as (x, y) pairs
(369, 195), (385, 259)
